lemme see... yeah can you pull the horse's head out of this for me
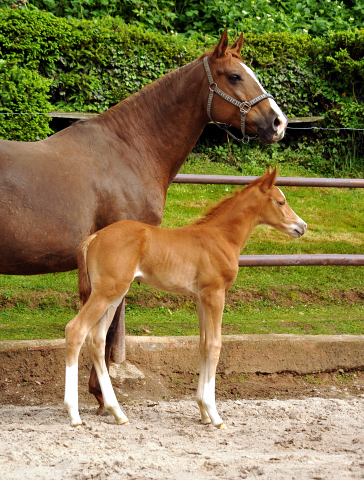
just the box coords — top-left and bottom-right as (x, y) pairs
(204, 31), (287, 144)
(256, 166), (307, 238)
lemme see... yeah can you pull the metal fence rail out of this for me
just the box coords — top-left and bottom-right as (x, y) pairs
(238, 254), (364, 267)
(173, 174), (364, 188)
(173, 174), (364, 267)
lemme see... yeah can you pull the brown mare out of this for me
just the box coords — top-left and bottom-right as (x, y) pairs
(64, 167), (307, 429)
(0, 30), (287, 412)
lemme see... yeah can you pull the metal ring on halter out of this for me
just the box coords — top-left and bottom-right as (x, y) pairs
(203, 56), (275, 143)
(240, 102), (252, 115)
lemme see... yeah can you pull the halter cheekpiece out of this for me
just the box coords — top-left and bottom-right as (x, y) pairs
(203, 56), (274, 143)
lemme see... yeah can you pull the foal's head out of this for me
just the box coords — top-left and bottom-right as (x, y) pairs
(255, 167), (307, 238)
(204, 31), (287, 144)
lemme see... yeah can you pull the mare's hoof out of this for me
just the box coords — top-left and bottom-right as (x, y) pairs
(216, 423), (227, 430)
(96, 406), (107, 416)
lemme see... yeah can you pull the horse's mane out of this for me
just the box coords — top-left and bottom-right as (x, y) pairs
(201, 50), (243, 61)
(95, 60), (199, 124)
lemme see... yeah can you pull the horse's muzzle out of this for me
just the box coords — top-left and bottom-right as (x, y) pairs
(258, 113), (288, 144)
(274, 113), (288, 136)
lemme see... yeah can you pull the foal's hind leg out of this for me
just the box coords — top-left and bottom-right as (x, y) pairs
(87, 300), (128, 425)
(88, 301), (124, 414)
(64, 296), (112, 426)
(195, 290), (226, 429)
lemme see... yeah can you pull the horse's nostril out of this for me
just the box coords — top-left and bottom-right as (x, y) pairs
(273, 117), (281, 130)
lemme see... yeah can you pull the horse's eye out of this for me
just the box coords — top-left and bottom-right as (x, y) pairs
(277, 201), (285, 206)
(229, 75), (241, 84)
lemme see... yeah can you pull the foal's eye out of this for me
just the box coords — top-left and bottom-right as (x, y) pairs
(277, 201), (285, 206)
(229, 74), (241, 84)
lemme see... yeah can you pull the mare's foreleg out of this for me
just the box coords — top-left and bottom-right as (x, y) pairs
(64, 297), (111, 426)
(88, 300), (125, 414)
(86, 300), (128, 425)
(196, 290), (226, 429)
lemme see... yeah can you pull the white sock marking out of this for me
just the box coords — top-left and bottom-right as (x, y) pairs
(64, 364), (81, 425)
(202, 377), (223, 426)
(98, 373), (128, 423)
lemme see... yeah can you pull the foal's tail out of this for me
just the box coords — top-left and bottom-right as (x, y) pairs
(77, 233), (97, 305)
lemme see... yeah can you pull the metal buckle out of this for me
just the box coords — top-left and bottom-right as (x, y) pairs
(240, 102), (251, 115)
(209, 82), (217, 92)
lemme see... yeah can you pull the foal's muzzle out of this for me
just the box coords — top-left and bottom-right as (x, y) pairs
(291, 219), (307, 238)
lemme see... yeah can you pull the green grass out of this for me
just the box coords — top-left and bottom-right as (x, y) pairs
(1, 155), (364, 340)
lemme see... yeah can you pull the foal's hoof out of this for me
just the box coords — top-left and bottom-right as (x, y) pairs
(201, 419), (212, 425)
(116, 416), (129, 426)
(216, 423), (227, 430)
(70, 419), (82, 428)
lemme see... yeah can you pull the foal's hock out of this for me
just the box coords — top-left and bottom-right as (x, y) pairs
(64, 167), (307, 429)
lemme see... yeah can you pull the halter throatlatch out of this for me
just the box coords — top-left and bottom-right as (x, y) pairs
(203, 56), (274, 143)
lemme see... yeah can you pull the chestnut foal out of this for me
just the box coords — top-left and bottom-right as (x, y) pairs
(64, 167), (306, 429)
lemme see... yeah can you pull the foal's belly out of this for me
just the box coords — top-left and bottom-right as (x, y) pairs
(134, 267), (197, 297)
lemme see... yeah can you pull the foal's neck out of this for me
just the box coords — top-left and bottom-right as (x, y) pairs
(205, 189), (263, 254)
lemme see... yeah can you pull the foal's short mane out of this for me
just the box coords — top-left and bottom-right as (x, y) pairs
(193, 194), (237, 225)
(193, 179), (262, 225)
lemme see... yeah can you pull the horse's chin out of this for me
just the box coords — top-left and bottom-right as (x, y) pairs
(257, 129), (286, 145)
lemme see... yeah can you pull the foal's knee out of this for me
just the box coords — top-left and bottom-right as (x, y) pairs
(200, 340), (221, 361)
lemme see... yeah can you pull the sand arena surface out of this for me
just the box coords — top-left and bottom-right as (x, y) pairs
(1, 397), (364, 480)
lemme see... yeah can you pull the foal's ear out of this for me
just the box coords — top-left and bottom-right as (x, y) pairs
(230, 33), (244, 55)
(211, 29), (229, 59)
(260, 166), (278, 193)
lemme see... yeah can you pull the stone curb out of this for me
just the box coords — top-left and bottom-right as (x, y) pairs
(1, 334), (364, 375)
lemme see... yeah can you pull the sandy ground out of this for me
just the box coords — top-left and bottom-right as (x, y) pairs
(1, 396), (364, 480)
(2, 345), (364, 478)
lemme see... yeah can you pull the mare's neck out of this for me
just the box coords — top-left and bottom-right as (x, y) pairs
(98, 59), (209, 186)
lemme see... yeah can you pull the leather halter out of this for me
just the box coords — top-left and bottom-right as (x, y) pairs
(203, 56), (274, 143)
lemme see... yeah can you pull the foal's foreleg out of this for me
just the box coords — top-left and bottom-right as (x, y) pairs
(196, 291), (225, 429)
(87, 301), (128, 425)
(195, 300), (210, 425)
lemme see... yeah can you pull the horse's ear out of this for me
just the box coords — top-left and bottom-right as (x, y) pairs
(260, 166), (278, 193)
(230, 33), (244, 55)
(211, 30), (229, 59)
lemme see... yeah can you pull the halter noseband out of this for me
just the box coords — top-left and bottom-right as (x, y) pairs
(203, 56), (274, 143)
